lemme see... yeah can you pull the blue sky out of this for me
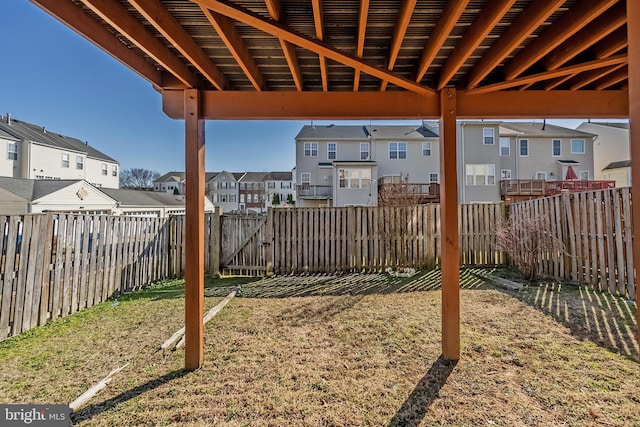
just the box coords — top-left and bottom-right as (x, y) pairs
(0, 2), (623, 175)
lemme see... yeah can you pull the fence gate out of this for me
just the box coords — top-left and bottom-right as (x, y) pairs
(220, 214), (271, 276)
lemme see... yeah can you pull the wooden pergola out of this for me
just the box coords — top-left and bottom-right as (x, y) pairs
(32, 0), (638, 369)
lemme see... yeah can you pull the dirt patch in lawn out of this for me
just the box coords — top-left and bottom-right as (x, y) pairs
(0, 270), (638, 426)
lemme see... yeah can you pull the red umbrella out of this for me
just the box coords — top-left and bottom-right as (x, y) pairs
(565, 165), (577, 180)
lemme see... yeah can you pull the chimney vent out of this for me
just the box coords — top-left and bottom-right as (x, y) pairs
(6, 113), (11, 125)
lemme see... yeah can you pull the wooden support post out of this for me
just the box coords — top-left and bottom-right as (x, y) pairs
(627, 0), (640, 359)
(439, 88), (460, 360)
(184, 89), (205, 371)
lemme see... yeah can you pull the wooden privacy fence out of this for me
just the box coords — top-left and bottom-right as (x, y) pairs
(0, 213), (169, 341)
(175, 203), (506, 276)
(508, 188), (635, 300)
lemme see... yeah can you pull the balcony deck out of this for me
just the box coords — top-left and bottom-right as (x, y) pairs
(297, 184), (332, 199)
(500, 180), (616, 198)
(378, 182), (440, 205)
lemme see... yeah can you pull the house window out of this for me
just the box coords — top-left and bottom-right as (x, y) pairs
(240, 194), (245, 203)
(61, 153), (70, 167)
(7, 143), (17, 161)
(552, 139), (561, 157)
(389, 142), (407, 159)
(580, 171), (589, 180)
(483, 128), (495, 145)
(212, 194), (218, 202)
(268, 182), (276, 189)
(76, 156), (84, 170)
(519, 139), (529, 156)
(301, 173), (311, 184)
(230, 194), (236, 203)
(360, 142), (370, 160)
(327, 143), (337, 160)
(499, 138), (510, 156)
(501, 169), (512, 180)
(304, 142), (318, 157)
(338, 168), (371, 189)
(535, 171), (547, 180)
(571, 139), (585, 154)
(429, 173), (439, 183)
(422, 142), (432, 156)
(112, 165), (118, 176)
(465, 164), (496, 186)
(102, 163), (108, 175)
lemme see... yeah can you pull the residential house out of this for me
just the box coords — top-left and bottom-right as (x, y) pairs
(102, 188), (215, 217)
(0, 177), (117, 215)
(238, 172), (269, 212)
(153, 171), (185, 194)
(0, 114), (119, 188)
(264, 171), (295, 208)
(294, 124), (440, 207)
(493, 122), (601, 203)
(577, 122), (630, 187)
(207, 171), (243, 212)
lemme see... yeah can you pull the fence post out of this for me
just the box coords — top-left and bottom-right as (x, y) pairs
(210, 207), (222, 276)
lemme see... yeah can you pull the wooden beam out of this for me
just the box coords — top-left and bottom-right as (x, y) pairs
(627, 0), (640, 360)
(437, 0), (517, 90)
(195, 0), (433, 94)
(469, 54), (627, 94)
(590, 27), (628, 59)
(30, 0), (163, 89)
(162, 89), (629, 120)
(128, 0), (228, 90)
(415, 0), (469, 83)
(353, 0), (370, 91)
(594, 66), (628, 90)
(569, 64), (625, 90)
(542, 2), (626, 71)
(543, 74), (575, 91)
(163, 90), (440, 119)
(380, 0), (417, 91)
(458, 90), (628, 118)
(184, 89), (205, 371)
(312, 0), (328, 91)
(466, 0), (566, 89)
(504, 0), (619, 80)
(80, 0), (200, 88)
(202, 8), (264, 90)
(264, 0), (304, 91)
(439, 88), (460, 361)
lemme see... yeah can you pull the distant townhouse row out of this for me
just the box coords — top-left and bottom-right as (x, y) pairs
(0, 114), (120, 188)
(0, 176), (214, 217)
(153, 170), (295, 213)
(295, 121), (628, 207)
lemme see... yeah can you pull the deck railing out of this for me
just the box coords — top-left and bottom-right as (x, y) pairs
(500, 179), (615, 196)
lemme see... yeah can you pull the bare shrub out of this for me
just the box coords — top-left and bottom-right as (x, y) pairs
(496, 205), (565, 282)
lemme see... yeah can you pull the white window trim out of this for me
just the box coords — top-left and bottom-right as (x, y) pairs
(422, 141), (432, 157)
(465, 164), (496, 186)
(301, 172), (311, 184)
(389, 142), (407, 159)
(501, 169), (512, 180)
(571, 139), (585, 154)
(429, 173), (439, 183)
(499, 138), (510, 156)
(552, 139), (561, 157)
(519, 139), (529, 157)
(327, 142), (337, 160)
(483, 128), (495, 145)
(535, 171), (547, 180)
(579, 170), (589, 180)
(304, 142), (318, 157)
(360, 142), (370, 160)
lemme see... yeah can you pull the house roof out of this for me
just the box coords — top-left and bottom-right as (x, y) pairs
(267, 171), (292, 181)
(499, 122), (596, 138)
(296, 124), (439, 141)
(0, 177), (91, 202)
(0, 115), (118, 163)
(603, 160), (631, 170)
(584, 122), (629, 130)
(238, 172), (269, 182)
(155, 171), (185, 183)
(102, 188), (189, 207)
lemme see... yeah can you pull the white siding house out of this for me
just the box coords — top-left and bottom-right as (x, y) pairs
(577, 122), (630, 187)
(0, 114), (120, 188)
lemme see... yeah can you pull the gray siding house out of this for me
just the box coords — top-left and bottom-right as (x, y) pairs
(295, 124), (440, 207)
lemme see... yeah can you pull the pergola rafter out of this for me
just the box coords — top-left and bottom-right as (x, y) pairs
(28, 0), (638, 371)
